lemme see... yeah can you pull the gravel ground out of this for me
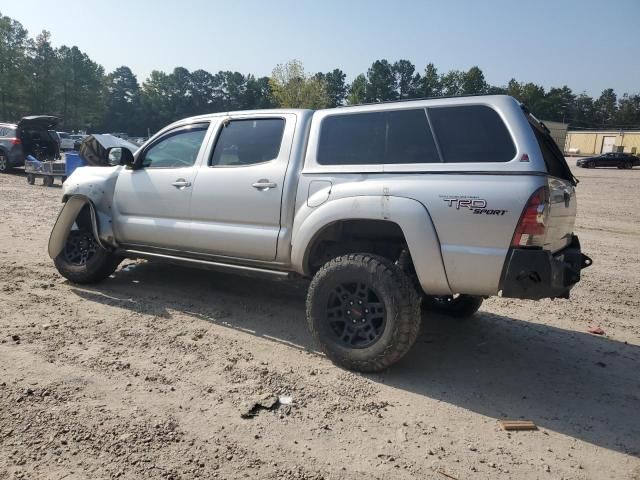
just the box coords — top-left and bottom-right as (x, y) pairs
(1, 162), (639, 480)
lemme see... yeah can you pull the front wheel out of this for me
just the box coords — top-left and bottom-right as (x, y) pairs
(423, 294), (483, 318)
(53, 230), (121, 284)
(306, 254), (421, 372)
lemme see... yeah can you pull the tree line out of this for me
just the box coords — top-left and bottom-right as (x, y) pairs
(1, 11), (639, 137)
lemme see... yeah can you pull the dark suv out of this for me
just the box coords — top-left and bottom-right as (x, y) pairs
(0, 116), (60, 173)
(0, 123), (23, 172)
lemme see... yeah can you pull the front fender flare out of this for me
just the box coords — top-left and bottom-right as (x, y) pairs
(48, 195), (104, 259)
(290, 195), (452, 295)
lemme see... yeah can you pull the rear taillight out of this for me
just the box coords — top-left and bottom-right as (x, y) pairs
(511, 186), (549, 248)
(11, 138), (21, 145)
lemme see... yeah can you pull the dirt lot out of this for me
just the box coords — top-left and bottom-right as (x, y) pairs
(1, 162), (639, 480)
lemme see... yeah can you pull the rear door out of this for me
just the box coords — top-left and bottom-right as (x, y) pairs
(187, 114), (295, 260)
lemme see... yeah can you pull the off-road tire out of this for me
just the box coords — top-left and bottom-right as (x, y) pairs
(306, 253), (421, 372)
(27, 174), (35, 185)
(423, 294), (483, 318)
(0, 151), (9, 173)
(54, 230), (121, 284)
(43, 175), (53, 187)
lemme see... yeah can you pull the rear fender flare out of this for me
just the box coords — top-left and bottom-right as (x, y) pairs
(291, 195), (452, 295)
(48, 195), (104, 259)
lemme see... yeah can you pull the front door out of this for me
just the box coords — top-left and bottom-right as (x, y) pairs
(112, 123), (210, 250)
(188, 114), (295, 261)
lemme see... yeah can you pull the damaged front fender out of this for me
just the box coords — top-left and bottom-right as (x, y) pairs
(48, 196), (104, 259)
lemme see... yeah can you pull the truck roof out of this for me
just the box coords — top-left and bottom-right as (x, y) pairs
(170, 95), (518, 129)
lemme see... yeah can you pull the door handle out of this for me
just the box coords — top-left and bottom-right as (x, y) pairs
(172, 179), (191, 189)
(252, 179), (277, 191)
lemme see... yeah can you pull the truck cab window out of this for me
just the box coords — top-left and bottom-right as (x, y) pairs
(141, 127), (208, 169)
(210, 119), (285, 167)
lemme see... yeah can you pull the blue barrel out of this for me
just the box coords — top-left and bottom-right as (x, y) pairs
(65, 152), (87, 176)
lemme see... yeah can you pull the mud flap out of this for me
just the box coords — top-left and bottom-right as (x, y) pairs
(48, 196), (102, 259)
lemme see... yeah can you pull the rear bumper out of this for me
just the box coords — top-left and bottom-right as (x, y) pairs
(500, 235), (592, 300)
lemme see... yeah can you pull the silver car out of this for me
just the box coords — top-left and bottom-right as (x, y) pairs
(48, 95), (591, 372)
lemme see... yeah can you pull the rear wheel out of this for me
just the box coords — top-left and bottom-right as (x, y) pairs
(423, 294), (483, 318)
(53, 230), (121, 284)
(0, 152), (9, 173)
(306, 254), (421, 372)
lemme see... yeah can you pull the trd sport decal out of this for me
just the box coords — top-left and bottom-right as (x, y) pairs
(441, 196), (508, 216)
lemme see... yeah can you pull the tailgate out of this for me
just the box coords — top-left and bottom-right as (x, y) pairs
(526, 113), (578, 253)
(545, 177), (576, 252)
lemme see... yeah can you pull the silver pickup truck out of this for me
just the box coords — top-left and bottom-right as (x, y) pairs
(48, 95), (591, 372)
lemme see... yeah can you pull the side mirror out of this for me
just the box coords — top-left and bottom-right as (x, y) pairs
(107, 147), (135, 167)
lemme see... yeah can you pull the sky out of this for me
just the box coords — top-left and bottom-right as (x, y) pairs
(2, 0), (639, 96)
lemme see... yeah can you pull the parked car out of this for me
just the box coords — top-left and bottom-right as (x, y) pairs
(48, 95), (591, 372)
(0, 116), (60, 172)
(576, 152), (640, 169)
(57, 132), (75, 151)
(71, 134), (88, 151)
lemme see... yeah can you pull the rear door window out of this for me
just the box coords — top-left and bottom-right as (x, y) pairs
(317, 109), (440, 165)
(210, 118), (285, 167)
(428, 105), (516, 163)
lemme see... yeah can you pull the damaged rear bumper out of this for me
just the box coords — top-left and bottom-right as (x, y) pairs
(500, 235), (592, 300)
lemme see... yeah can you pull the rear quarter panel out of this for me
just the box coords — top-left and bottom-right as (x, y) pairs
(293, 173), (545, 296)
(394, 173), (546, 295)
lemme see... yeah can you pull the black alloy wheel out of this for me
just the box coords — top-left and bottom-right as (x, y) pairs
(306, 253), (421, 372)
(62, 230), (98, 266)
(326, 281), (386, 349)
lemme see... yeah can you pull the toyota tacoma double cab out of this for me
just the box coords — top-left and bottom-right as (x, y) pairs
(48, 95), (592, 372)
